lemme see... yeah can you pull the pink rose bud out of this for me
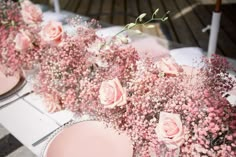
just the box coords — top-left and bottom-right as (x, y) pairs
(99, 77), (127, 109)
(14, 30), (32, 51)
(21, 0), (42, 24)
(158, 57), (183, 77)
(155, 112), (185, 149)
(41, 21), (63, 45)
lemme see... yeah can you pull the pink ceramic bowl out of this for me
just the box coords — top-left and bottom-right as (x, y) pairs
(43, 121), (133, 157)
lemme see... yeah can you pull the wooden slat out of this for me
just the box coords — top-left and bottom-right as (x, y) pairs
(175, 0), (209, 51)
(87, 0), (102, 20)
(65, 0), (81, 13)
(100, 0), (113, 23)
(61, 0), (71, 10)
(113, 0), (125, 25)
(126, 0), (139, 23)
(214, 5), (236, 44)
(223, 4), (236, 25)
(110, 0), (115, 23)
(59, 0), (70, 9)
(124, 0), (128, 24)
(75, 0), (90, 15)
(161, 0), (197, 46)
(138, 0), (152, 16)
(149, 0), (178, 42)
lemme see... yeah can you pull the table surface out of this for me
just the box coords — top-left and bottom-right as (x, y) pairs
(0, 11), (236, 157)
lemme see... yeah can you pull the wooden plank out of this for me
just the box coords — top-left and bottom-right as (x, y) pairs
(126, 0), (139, 23)
(100, 0), (113, 24)
(161, 0), (197, 46)
(61, 0), (71, 10)
(124, 0), (128, 24)
(223, 4), (236, 25)
(186, 0), (223, 55)
(138, 0), (152, 16)
(87, 0), (102, 20)
(149, 0), (178, 42)
(211, 5), (236, 45)
(75, 0), (90, 15)
(65, 0), (81, 13)
(59, 0), (70, 9)
(175, 0), (209, 51)
(112, 0), (125, 25)
(110, 0), (115, 24)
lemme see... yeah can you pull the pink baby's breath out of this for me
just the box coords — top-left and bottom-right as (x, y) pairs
(31, 15), (236, 157)
(0, 0), (43, 74)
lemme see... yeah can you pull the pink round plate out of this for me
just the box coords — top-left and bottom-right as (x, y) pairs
(0, 65), (20, 95)
(43, 121), (133, 157)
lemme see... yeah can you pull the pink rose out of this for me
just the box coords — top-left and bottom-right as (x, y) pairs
(14, 30), (32, 51)
(41, 21), (63, 45)
(155, 112), (184, 149)
(158, 57), (183, 77)
(44, 94), (62, 113)
(21, 0), (42, 24)
(99, 78), (126, 109)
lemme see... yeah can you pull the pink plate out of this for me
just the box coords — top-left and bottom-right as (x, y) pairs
(44, 121), (133, 157)
(0, 65), (20, 95)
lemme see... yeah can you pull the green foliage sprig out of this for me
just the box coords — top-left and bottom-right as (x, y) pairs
(114, 9), (170, 37)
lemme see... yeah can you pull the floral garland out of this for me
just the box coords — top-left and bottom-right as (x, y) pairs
(35, 17), (236, 156)
(35, 18), (139, 112)
(2, 2), (235, 156)
(72, 52), (236, 156)
(0, 0), (42, 74)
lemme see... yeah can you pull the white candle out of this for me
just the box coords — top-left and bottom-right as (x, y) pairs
(207, 12), (221, 57)
(53, 0), (60, 13)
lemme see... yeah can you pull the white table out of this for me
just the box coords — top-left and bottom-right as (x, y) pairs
(0, 83), (74, 156)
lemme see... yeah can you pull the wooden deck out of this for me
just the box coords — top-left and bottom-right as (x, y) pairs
(33, 0), (236, 59)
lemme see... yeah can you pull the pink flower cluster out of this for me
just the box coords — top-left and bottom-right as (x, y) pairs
(35, 18), (139, 113)
(2, 3), (235, 156)
(34, 16), (236, 156)
(0, 0), (42, 74)
(103, 56), (236, 157)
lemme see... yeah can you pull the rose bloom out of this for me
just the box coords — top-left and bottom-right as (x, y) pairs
(21, 0), (42, 24)
(41, 21), (63, 45)
(158, 57), (183, 77)
(155, 112), (185, 149)
(14, 30), (32, 51)
(99, 77), (126, 109)
(44, 94), (62, 113)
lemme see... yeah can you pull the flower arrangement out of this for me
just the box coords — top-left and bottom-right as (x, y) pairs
(14, 6), (235, 157)
(35, 18), (139, 112)
(2, 1), (235, 156)
(0, 0), (42, 74)
(78, 54), (236, 157)
(106, 56), (236, 157)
